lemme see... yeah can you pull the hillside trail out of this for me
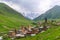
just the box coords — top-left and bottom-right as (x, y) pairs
(3, 26), (9, 29)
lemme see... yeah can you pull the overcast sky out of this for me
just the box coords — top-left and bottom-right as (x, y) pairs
(0, 0), (60, 19)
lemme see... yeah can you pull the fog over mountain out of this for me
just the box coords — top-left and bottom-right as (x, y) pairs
(0, 0), (60, 19)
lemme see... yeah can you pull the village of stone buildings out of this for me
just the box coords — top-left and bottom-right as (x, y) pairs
(0, 18), (60, 40)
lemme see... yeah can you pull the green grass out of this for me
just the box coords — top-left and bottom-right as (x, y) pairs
(0, 3), (32, 32)
(0, 3), (60, 40)
(2, 21), (60, 40)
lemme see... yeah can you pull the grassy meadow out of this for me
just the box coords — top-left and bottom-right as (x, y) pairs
(0, 3), (60, 40)
(3, 20), (60, 40)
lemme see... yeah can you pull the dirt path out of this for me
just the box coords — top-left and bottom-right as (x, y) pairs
(3, 26), (9, 29)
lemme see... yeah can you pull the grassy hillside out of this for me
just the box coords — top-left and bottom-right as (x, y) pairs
(4, 21), (60, 40)
(0, 3), (32, 32)
(1, 3), (60, 40)
(34, 5), (60, 21)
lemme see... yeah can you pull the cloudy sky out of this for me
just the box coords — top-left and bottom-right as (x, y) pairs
(0, 0), (60, 19)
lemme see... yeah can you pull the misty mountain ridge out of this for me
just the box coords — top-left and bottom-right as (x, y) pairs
(34, 5), (60, 21)
(1, 3), (60, 20)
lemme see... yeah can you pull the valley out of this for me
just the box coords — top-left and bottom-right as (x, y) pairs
(0, 3), (60, 40)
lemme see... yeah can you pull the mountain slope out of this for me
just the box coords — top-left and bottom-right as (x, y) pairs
(18, 25), (60, 40)
(0, 3), (32, 32)
(34, 5), (60, 21)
